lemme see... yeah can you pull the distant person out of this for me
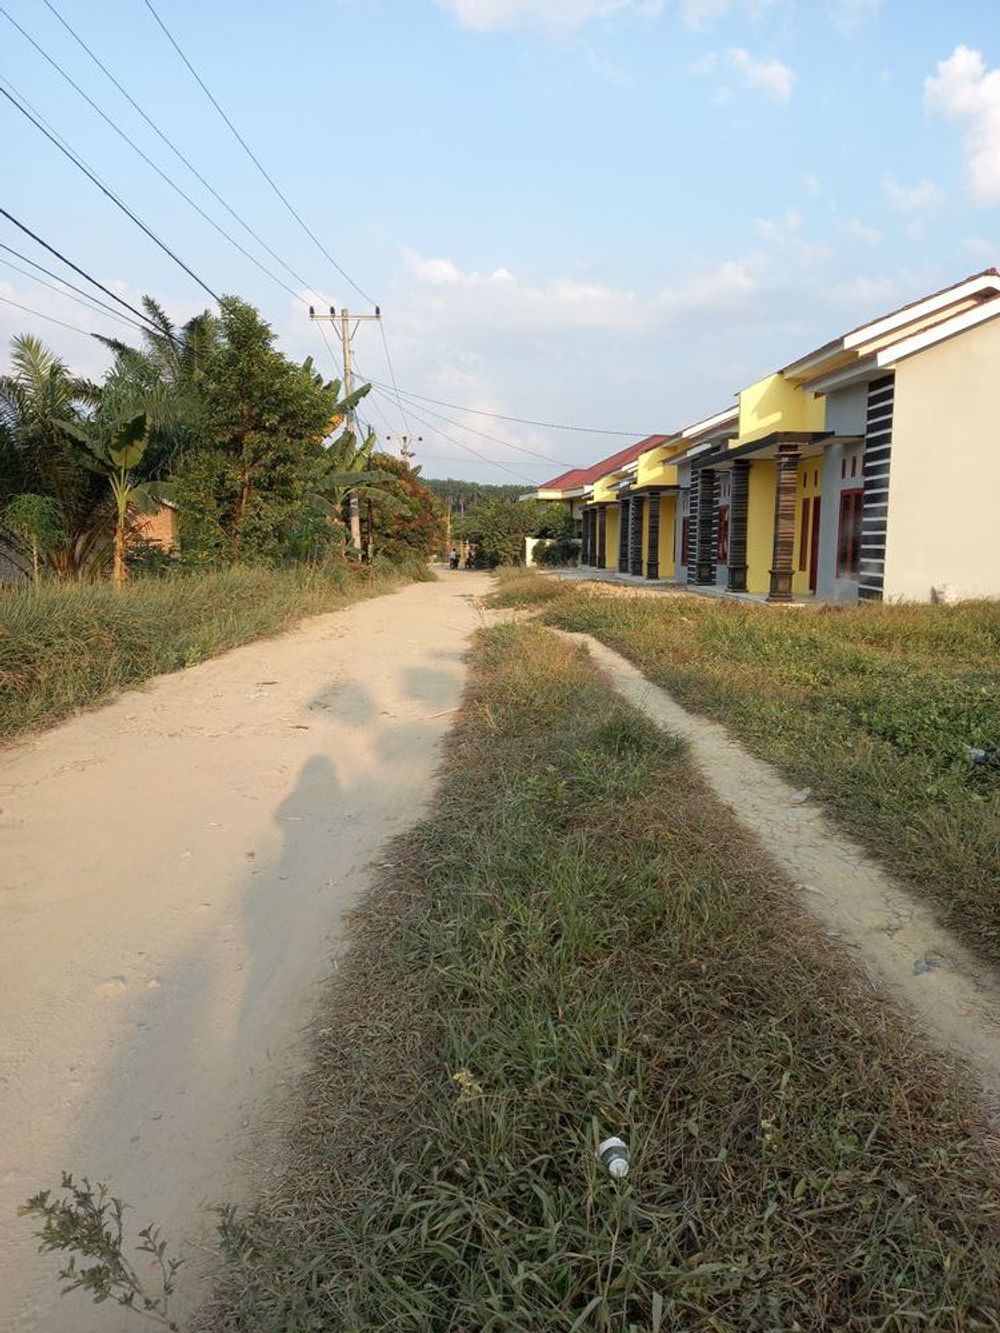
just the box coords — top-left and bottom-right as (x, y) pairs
(449, 548), (459, 570)
(464, 546), (475, 570)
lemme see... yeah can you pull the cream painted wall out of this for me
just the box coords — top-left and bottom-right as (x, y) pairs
(886, 318), (1000, 602)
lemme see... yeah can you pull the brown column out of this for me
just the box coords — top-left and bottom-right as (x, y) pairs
(629, 494), (644, 575)
(768, 446), (800, 602)
(596, 505), (607, 569)
(646, 488), (661, 579)
(695, 468), (716, 585)
(618, 497), (630, 572)
(727, 461), (750, 592)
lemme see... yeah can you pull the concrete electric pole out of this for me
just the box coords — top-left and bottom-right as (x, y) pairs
(309, 304), (380, 555)
(386, 434), (423, 465)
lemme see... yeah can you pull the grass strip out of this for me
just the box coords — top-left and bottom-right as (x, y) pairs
(492, 571), (1000, 963)
(0, 560), (431, 742)
(206, 622), (1000, 1331)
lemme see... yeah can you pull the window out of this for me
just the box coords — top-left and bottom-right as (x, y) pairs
(716, 505), (730, 564)
(837, 489), (863, 577)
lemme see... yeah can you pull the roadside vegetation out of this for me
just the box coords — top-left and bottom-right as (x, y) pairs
(493, 570), (1000, 962)
(0, 559), (431, 742)
(200, 622), (1000, 1331)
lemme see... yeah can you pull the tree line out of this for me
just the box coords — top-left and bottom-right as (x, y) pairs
(0, 295), (444, 585)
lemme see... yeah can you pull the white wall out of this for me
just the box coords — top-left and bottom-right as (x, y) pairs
(885, 317), (1000, 602)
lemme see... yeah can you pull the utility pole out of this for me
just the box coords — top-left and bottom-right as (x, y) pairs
(386, 434), (423, 465)
(309, 304), (380, 556)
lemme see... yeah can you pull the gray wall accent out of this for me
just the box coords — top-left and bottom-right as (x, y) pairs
(824, 381), (867, 437)
(675, 465), (690, 583)
(815, 384), (868, 603)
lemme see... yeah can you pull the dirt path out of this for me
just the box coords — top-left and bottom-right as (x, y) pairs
(571, 632), (1000, 1104)
(0, 572), (492, 1333)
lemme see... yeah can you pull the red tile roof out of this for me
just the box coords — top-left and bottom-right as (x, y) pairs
(538, 435), (673, 492)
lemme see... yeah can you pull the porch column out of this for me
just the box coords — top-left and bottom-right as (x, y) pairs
(646, 488), (661, 579)
(582, 510), (593, 565)
(768, 446), (800, 602)
(629, 494), (644, 575)
(694, 467), (716, 585)
(596, 505), (607, 569)
(727, 461), (750, 592)
(618, 498), (630, 572)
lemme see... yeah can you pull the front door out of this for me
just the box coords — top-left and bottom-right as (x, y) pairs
(809, 496), (821, 593)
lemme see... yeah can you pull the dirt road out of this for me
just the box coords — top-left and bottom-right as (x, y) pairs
(0, 572), (491, 1332)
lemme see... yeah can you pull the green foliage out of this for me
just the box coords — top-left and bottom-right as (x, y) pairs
(533, 501), (576, 540)
(206, 624), (1000, 1330)
(423, 477), (525, 510)
(3, 493), (64, 578)
(453, 496), (539, 567)
(361, 453), (445, 561)
(170, 297), (348, 566)
(536, 586), (1000, 960)
(19, 1173), (181, 1329)
(534, 536), (580, 567)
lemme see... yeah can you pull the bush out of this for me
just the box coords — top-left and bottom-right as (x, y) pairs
(534, 537), (579, 567)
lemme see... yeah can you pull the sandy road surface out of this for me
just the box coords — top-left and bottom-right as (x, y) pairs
(0, 571), (491, 1332)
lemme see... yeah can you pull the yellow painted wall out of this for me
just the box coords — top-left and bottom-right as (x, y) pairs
(658, 494), (676, 577)
(592, 473), (622, 504)
(636, 446), (681, 490)
(738, 373), (826, 445)
(604, 504), (620, 568)
(746, 460), (776, 593)
(792, 458), (823, 596)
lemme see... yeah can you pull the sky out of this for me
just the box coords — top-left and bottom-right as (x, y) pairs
(3, 0), (1000, 485)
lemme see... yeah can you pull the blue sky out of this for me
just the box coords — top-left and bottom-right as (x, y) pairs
(3, 0), (1000, 483)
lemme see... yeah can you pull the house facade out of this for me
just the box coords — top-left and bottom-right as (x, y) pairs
(548, 270), (1000, 604)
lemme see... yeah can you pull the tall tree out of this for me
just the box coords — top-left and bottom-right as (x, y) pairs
(172, 298), (367, 565)
(0, 334), (106, 577)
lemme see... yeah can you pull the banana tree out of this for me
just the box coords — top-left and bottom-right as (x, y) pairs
(59, 412), (172, 586)
(311, 428), (409, 558)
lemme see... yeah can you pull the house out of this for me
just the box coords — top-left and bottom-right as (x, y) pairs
(562, 269), (1000, 603)
(537, 437), (670, 563)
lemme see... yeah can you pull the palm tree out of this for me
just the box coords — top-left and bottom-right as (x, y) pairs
(59, 412), (171, 586)
(0, 334), (105, 577)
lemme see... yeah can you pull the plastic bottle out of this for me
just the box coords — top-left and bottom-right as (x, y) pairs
(597, 1136), (630, 1179)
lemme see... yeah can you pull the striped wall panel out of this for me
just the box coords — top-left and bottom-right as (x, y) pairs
(858, 374), (895, 601)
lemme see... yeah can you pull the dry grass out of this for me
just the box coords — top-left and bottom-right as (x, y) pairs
(204, 622), (1000, 1332)
(0, 560), (431, 742)
(493, 572), (1000, 963)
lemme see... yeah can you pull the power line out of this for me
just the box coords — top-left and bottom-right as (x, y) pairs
(0, 3), (300, 305)
(373, 390), (540, 485)
(0, 253), (149, 333)
(365, 378), (646, 437)
(0, 241), (151, 331)
(377, 320), (412, 435)
(357, 365), (574, 467)
(40, 0), (330, 309)
(0, 207), (164, 330)
(143, 0), (375, 307)
(0, 81), (219, 301)
(0, 291), (100, 337)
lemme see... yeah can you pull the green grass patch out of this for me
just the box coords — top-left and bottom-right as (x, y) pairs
(0, 560), (432, 742)
(515, 580), (1000, 962)
(206, 623), (1000, 1331)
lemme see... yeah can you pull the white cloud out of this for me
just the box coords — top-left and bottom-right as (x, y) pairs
(964, 235), (996, 258)
(882, 176), (944, 213)
(725, 46), (794, 101)
(925, 45), (1000, 204)
(657, 258), (758, 312)
(681, 0), (777, 28)
(800, 173), (821, 195)
(753, 209), (803, 241)
(826, 0), (882, 35)
(843, 217), (883, 245)
(437, 0), (661, 31)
